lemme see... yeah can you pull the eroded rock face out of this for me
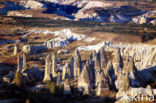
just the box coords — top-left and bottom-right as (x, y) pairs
(78, 65), (91, 94)
(138, 48), (156, 70)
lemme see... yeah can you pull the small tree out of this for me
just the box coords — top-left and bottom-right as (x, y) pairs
(25, 99), (30, 103)
(13, 70), (23, 87)
(45, 81), (55, 94)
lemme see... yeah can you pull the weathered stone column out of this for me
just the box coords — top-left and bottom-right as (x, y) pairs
(99, 47), (107, 69)
(13, 44), (18, 56)
(72, 49), (82, 77)
(51, 54), (57, 78)
(23, 53), (27, 71)
(43, 54), (51, 82)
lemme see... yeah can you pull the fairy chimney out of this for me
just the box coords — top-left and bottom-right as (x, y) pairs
(43, 54), (52, 82)
(97, 71), (110, 95)
(104, 61), (116, 90)
(23, 53), (27, 71)
(62, 63), (71, 80)
(91, 51), (101, 71)
(105, 61), (114, 79)
(13, 44), (18, 56)
(78, 65), (91, 94)
(118, 72), (131, 92)
(112, 48), (123, 75)
(17, 54), (20, 71)
(57, 71), (62, 85)
(72, 49), (82, 77)
(13, 54), (22, 86)
(99, 48), (107, 69)
(86, 60), (95, 83)
(127, 57), (138, 80)
(51, 54), (57, 78)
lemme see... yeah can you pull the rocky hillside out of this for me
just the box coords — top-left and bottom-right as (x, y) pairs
(0, 0), (156, 25)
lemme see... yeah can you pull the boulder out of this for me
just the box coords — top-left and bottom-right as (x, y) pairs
(3, 72), (14, 83)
